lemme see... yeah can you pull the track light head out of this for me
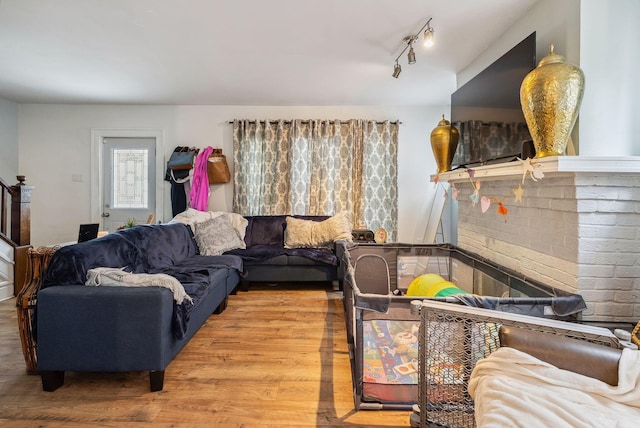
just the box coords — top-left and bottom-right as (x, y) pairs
(407, 45), (416, 64)
(423, 25), (435, 47)
(392, 62), (401, 78)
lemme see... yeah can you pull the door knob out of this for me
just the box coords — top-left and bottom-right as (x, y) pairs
(101, 212), (110, 218)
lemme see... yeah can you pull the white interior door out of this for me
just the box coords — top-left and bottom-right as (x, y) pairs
(102, 137), (156, 232)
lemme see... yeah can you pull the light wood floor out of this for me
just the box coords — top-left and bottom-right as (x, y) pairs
(0, 283), (411, 427)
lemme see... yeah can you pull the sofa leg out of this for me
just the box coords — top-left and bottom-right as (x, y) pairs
(41, 370), (65, 391)
(149, 370), (164, 392)
(213, 296), (228, 314)
(332, 280), (340, 291)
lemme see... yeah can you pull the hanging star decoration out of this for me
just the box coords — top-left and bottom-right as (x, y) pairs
(513, 184), (524, 203)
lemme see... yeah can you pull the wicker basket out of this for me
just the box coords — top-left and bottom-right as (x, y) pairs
(16, 246), (59, 374)
(632, 321), (640, 347)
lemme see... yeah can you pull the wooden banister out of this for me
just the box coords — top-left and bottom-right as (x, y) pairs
(0, 175), (34, 296)
(0, 175), (12, 237)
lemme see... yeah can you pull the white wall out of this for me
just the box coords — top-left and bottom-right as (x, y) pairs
(578, 0), (640, 156)
(18, 104), (449, 246)
(457, 0), (581, 90)
(0, 98), (19, 183)
(457, 0), (640, 157)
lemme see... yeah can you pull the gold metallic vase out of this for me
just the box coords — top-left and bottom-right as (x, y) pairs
(520, 45), (585, 158)
(430, 114), (459, 173)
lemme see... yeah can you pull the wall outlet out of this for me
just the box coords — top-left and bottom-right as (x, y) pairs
(72, 174), (84, 182)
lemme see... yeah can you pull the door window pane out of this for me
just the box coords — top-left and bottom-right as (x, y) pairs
(112, 148), (148, 209)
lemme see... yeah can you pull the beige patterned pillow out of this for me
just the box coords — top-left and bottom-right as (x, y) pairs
(284, 211), (353, 249)
(194, 215), (245, 256)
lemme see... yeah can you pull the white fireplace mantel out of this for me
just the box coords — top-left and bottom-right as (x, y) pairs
(431, 156), (640, 183)
(439, 154), (640, 323)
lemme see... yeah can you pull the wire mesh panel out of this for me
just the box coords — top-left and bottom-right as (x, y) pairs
(416, 300), (620, 428)
(342, 244), (596, 413)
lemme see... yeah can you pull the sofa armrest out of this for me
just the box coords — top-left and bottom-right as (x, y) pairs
(499, 325), (622, 386)
(37, 285), (175, 372)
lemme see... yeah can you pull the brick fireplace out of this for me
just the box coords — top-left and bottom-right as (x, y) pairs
(438, 156), (640, 323)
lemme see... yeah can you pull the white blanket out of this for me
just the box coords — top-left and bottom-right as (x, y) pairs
(468, 346), (640, 428)
(86, 267), (193, 305)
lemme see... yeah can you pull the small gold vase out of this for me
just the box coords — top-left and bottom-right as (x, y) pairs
(520, 45), (585, 158)
(430, 114), (459, 173)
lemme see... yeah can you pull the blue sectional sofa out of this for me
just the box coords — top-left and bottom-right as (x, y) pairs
(168, 210), (350, 290)
(36, 223), (243, 392)
(226, 215), (346, 289)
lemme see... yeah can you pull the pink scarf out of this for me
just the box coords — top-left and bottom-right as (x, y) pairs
(189, 146), (213, 211)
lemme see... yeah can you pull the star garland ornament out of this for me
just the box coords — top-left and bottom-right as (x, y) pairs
(513, 184), (524, 203)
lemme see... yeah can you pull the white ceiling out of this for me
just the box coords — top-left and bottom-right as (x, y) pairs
(0, 0), (538, 106)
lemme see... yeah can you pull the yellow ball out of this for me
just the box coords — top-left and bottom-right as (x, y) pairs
(406, 274), (447, 296)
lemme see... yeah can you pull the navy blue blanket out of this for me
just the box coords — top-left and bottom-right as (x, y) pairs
(41, 223), (243, 339)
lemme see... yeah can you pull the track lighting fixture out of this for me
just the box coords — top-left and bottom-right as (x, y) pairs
(423, 21), (435, 47)
(407, 43), (416, 64)
(392, 61), (402, 78)
(392, 17), (434, 78)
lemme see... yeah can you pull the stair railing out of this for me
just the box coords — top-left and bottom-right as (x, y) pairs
(0, 175), (34, 298)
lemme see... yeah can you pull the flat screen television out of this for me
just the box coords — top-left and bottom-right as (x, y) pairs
(451, 32), (536, 168)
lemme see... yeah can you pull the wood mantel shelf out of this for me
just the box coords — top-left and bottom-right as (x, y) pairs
(431, 156), (640, 183)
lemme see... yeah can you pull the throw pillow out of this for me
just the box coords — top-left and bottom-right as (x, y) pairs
(194, 215), (245, 256)
(284, 211), (353, 249)
(170, 209), (248, 249)
(225, 212), (249, 246)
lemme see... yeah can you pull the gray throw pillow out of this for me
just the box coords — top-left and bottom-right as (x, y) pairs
(194, 215), (245, 256)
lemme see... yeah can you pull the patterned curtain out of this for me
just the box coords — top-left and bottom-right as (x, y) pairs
(233, 119), (398, 241)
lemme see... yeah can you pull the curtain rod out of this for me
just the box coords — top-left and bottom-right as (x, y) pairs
(227, 119), (401, 125)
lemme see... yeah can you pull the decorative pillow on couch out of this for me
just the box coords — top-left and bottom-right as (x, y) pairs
(194, 215), (246, 256)
(284, 211), (353, 249)
(170, 208), (248, 249)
